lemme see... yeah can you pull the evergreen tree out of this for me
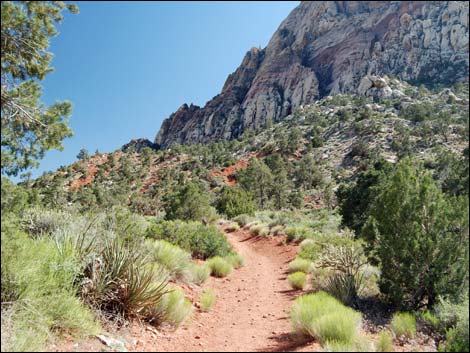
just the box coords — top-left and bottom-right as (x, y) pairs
(362, 159), (469, 309)
(76, 148), (89, 161)
(216, 186), (256, 218)
(164, 181), (213, 221)
(1, 1), (78, 176)
(336, 159), (392, 234)
(238, 158), (273, 209)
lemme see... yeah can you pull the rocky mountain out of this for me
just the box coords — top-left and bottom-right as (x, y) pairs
(154, 1), (468, 148)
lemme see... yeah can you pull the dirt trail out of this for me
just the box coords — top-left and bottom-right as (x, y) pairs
(53, 227), (319, 352)
(138, 227), (318, 352)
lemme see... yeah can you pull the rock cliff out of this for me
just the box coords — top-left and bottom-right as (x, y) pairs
(155, 1), (469, 148)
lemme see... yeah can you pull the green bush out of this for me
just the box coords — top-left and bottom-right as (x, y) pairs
(226, 222), (240, 232)
(290, 292), (362, 344)
(298, 239), (322, 262)
(270, 224), (285, 236)
(288, 272), (307, 290)
(435, 295), (469, 352)
(250, 223), (269, 236)
(375, 330), (393, 352)
(216, 186), (256, 218)
(149, 288), (193, 328)
(199, 288), (216, 312)
(148, 220), (232, 259)
(324, 338), (372, 352)
(188, 263), (211, 286)
(1, 226), (99, 352)
(288, 258), (312, 273)
(233, 214), (252, 227)
(147, 240), (192, 280)
(443, 327), (469, 352)
(390, 312), (416, 339)
(285, 226), (313, 242)
(420, 310), (439, 329)
(207, 257), (232, 278)
(225, 253), (245, 269)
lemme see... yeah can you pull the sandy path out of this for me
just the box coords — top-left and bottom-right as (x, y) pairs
(139, 227), (318, 352)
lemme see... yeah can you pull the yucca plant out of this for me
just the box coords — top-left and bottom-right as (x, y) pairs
(81, 237), (169, 321)
(324, 273), (363, 307)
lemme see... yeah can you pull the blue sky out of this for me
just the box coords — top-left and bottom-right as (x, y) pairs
(29, 1), (298, 179)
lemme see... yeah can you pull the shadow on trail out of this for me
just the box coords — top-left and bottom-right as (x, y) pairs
(256, 332), (314, 352)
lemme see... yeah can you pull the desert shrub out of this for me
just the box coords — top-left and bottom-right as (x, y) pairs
(288, 272), (307, 290)
(325, 338), (372, 352)
(146, 240), (192, 280)
(233, 214), (252, 227)
(310, 267), (331, 292)
(199, 288), (216, 312)
(288, 258), (313, 273)
(298, 239), (322, 262)
(250, 223), (269, 236)
(207, 257), (232, 278)
(435, 295), (469, 352)
(270, 224), (285, 236)
(318, 240), (367, 276)
(216, 186), (256, 218)
(149, 288), (193, 328)
(1, 227), (99, 352)
(285, 225), (313, 242)
(148, 220), (232, 259)
(225, 253), (245, 269)
(290, 292), (362, 344)
(360, 264), (380, 297)
(400, 102), (432, 122)
(21, 207), (72, 237)
(443, 327), (469, 352)
(188, 263), (211, 286)
(226, 222), (240, 232)
(375, 330), (393, 352)
(317, 239), (367, 306)
(420, 310), (439, 329)
(391, 312), (416, 339)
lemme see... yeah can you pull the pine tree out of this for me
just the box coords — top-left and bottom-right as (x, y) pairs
(1, 1), (78, 176)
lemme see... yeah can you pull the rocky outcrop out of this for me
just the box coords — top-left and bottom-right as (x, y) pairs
(121, 138), (158, 152)
(155, 1), (469, 148)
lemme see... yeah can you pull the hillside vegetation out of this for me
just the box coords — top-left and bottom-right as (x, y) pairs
(2, 79), (469, 352)
(1, 1), (469, 352)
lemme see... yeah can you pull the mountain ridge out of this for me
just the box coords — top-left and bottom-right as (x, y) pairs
(154, 1), (469, 149)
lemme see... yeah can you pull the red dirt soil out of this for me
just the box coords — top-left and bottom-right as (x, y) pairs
(130, 227), (319, 352)
(68, 154), (109, 190)
(210, 159), (249, 186)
